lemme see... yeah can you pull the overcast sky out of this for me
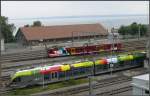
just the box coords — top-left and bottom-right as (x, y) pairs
(2, 1), (149, 19)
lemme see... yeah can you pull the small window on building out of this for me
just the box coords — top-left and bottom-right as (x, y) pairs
(145, 90), (149, 94)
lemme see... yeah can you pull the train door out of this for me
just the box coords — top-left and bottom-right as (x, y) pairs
(44, 74), (51, 81)
(98, 45), (103, 52)
(51, 72), (58, 81)
(95, 45), (99, 53)
(70, 48), (76, 55)
(34, 73), (42, 82)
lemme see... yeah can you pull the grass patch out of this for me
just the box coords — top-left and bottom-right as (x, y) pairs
(4, 78), (88, 96)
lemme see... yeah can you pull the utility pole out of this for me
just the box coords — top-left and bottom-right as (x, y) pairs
(138, 25), (141, 40)
(0, 29), (1, 87)
(148, 18), (150, 96)
(110, 28), (115, 75)
(72, 32), (74, 46)
(40, 39), (45, 89)
(89, 55), (95, 96)
(88, 32), (97, 96)
(146, 1), (150, 93)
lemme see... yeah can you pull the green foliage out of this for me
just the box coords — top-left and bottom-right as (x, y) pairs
(32, 21), (42, 27)
(0, 16), (16, 43)
(139, 24), (147, 36)
(24, 21), (42, 27)
(118, 22), (148, 36)
(24, 24), (30, 27)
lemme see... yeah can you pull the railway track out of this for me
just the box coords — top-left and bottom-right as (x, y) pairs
(40, 77), (131, 96)
(62, 77), (131, 96)
(96, 86), (132, 96)
(1, 38), (147, 63)
(1, 49), (47, 63)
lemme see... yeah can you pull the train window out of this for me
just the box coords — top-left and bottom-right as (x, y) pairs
(59, 72), (65, 78)
(44, 74), (50, 80)
(145, 90), (149, 94)
(51, 72), (58, 79)
(80, 68), (85, 74)
(84, 67), (91, 74)
(52, 73), (54, 78)
(66, 71), (72, 77)
(13, 77), (21, 82)
(73, 69), (80, 75)
(103, 64), (108, 69)
(55, 72), (58, 78)
(63, 50), (67, 54)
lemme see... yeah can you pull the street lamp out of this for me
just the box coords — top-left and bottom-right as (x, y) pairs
(138, 25), (141, 40)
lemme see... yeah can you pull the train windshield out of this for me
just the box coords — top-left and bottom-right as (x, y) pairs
(13, 77), (21, 82)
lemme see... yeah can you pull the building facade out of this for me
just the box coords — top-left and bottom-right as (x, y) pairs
(15, 23), (108, 46)
(132, 74), (149, 95)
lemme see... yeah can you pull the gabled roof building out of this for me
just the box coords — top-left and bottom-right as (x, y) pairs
(15, 23), (108, 46)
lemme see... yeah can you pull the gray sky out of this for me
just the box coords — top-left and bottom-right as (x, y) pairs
(2, 1), (149, 19)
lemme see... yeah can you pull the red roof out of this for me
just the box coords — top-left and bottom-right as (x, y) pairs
(19, 23), (108, 41)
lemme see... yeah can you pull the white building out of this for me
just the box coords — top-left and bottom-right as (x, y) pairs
(132, 74), (149, 95)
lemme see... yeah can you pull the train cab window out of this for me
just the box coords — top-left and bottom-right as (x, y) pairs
(13, 77), (21, 82)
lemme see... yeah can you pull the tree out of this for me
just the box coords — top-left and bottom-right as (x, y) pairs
(32, 21), (42, 27)
(118, 25), (130, 35)
(139, 24), (147, 36)
(118, 22), (148, 36)
(130, 22), (139, 35)
(24, 24), (30, 27)
(0, 16), (15, 43)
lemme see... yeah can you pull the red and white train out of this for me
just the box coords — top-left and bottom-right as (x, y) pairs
(48, 43), (122, 57)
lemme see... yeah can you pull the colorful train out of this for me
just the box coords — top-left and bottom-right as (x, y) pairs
(10, 51), (146, 88)
(48, 43), (122, 57)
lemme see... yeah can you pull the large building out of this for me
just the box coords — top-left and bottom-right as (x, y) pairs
(15, 23), (108, 46)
